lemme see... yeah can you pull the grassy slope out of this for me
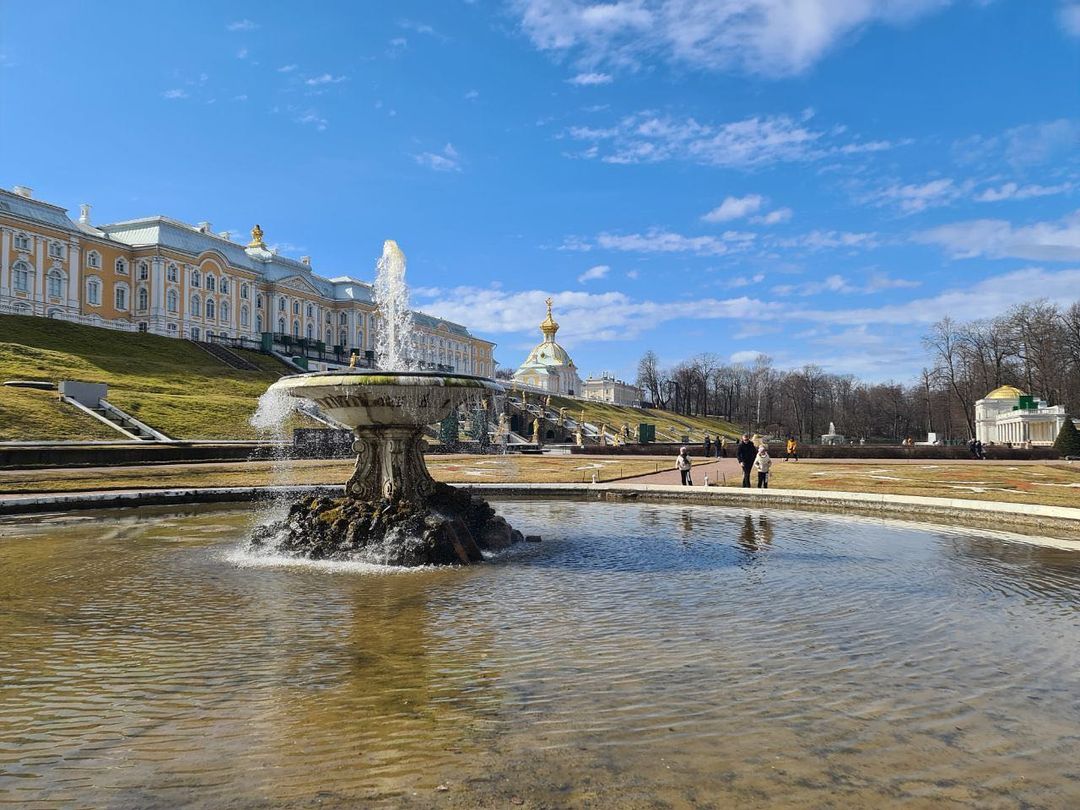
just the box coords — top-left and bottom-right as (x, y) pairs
(0, 314), (310, 440)
(0, 387), (119, 441)
(545, 393), (739, 441)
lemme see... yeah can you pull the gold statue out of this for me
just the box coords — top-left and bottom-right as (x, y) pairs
(349, 351), (358, 369)
(545, 395), (552, 408)
(248, 223), (265, 248)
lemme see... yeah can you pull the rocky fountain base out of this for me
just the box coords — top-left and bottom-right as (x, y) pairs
(250, 371), (521, 566)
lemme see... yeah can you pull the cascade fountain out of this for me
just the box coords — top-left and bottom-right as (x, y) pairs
(249, 240), (521, 566)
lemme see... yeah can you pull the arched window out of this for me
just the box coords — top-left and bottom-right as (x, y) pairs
(357, 328), (364, 346)
(220, 301), (229, 321)
(306, 303), (314, 318)
(293, 301), (300, 315)
(278, 297), (286, 312)
(277, 318), (286, 333)
(191, 327), (200, 341)
(166, 289), (178, 313)
(191, 269), (201, 288)
(292, 320), (300, 336)
(339, 312), (347, 326)
(240, 306), (249, 326)
(14, 232), (30, 251)
(115, 258), (128, 275)
(339, 330), (346, 347)
(86, 277), (102, 306)
(47, 269), (64, 299)
(191, 295), (201, 317)
(137, 287), (149, 311)
(12, 261), (31, 293)
(206, 298), (216, 319)
(220, 276), (229, 295)
(114, 284), (129, 311)
(206, 274), (216, 292)
(255, 313), (262, 332)
(240, 283), (249, 300)
(86, 250), (101, 269)
(306, 323), (314, 339)
(167, 263), (178, 282)
(325, 328), (332, 345)
(256, 293), (262, 308)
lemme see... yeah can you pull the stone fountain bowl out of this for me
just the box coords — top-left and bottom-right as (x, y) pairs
(271, 370), (503, 429)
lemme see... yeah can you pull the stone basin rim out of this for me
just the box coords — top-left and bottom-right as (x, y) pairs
(272, 370), (504, 394)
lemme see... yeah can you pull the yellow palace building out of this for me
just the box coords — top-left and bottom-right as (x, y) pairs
(0, 185), (494, 375)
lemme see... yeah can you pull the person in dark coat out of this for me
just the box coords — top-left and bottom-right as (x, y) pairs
(703, 434), (712, 458)
(736, 434), (756, 488)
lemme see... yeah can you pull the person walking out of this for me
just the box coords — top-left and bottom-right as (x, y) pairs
(754, 445), (772, 488)
(719, 435), (729, 458)
(785, 436), (799, 462)
(736, 434), (756, 488)
(703, 434), (712, 458)
(675, 446), (693, 486)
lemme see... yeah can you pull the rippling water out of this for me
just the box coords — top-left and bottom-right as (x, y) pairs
(1, 501), (1078, 808)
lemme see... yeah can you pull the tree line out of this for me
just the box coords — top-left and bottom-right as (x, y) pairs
(636, 299), (1080, 443)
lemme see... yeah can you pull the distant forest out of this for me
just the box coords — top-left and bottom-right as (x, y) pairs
(636, 299), (1080, 442)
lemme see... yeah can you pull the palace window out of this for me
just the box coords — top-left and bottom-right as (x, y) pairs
(293, 301), (300, 315)
(191, 269), (201, 288)
(306, 323), (314, 340)
(278, 297), (286, 313)
(278, 318), (286, 333)
(47, 269), (64, 299)
(167, 322), (178, 334)
(240, 283), (249, 300)
(206, 274), (216, 292)
(191, 327), (200, 341)
(339, 330), (346, 347)
(14, 232), (30, 251)
(292, 320), (300, 336)
(339, 312), (347, 326)
(220, 301), (229, 321)
(325, 328), (332, 345)
(115, 258), (128, 275)
(136, 262), (148, 280)
(306, 303), (314, 318)
(190, 295), (201, 317)
(137, 287), (149, 311)
(138, 322), (148, 333)
(255, 313), (262, 332)
(220, 277), (229, 295)
(49, 241), (65, 260)
(255, 293), (262, 308)
(86, 278), (101, 305)
(114, 285), (129, 311)
(166, 289), (178, 313)
(86, 251), (101, 269)
(167, 263), (178, 282)
(357, 328), (364, 346)
(12, 261), (31, 293)
(206, 299), (216, 319)
(240, 306), (250, 327)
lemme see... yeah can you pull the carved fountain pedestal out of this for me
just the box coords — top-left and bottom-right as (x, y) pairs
(249, 371), (522, 566)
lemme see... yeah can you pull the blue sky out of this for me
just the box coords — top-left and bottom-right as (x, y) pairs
(2, 1), (1078, 382)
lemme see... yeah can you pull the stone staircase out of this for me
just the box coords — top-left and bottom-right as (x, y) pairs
(188, 340), (261, 371)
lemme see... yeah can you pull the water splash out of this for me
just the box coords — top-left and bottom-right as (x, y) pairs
(372, 239), (418, 372)
(251, 387), (299, 432)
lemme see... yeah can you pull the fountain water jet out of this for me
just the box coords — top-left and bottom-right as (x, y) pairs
(249, 240), (521, 566)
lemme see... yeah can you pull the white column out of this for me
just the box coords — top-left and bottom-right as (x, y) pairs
(67, 241), (81, 312)
(36, 237), (46, 311)
(0, 228), (10, 294)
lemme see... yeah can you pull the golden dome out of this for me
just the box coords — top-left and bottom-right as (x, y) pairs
(539, 297), (559, 340)
(985, 385), (1026, 399)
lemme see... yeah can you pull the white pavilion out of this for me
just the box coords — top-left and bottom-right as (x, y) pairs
(512, 298), (583, 396)
(974, 385), (1072, 446)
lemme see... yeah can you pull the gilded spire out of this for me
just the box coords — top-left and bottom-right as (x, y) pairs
(248, 223), (266, 248)
(540, 296), (559, 341)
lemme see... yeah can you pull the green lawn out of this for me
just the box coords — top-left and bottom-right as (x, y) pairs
(543, 393), (740, 442)
(0, 315), (313, 440)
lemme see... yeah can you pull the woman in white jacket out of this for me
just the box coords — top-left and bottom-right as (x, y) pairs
(675, 446), (693, 486)
(754, 445), (772, 489)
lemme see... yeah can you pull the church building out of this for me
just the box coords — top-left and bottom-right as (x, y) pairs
(512, 298), (582, 396)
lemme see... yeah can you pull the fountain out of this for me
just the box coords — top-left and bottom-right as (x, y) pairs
(820, 420), (846, 446)
(249, 240), (521, 566)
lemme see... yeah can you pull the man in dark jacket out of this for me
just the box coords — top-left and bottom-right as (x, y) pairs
(736, 434), (756, 488)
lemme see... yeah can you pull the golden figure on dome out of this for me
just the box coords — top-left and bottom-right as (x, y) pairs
(248, 224), (266, 248)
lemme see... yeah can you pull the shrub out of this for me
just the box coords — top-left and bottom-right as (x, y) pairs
(1054, 419), (1080, 457)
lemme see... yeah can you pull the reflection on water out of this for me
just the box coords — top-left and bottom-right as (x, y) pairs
(1, 501), (1078, 808)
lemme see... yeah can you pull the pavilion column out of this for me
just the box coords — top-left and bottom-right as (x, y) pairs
(1, 228), (10, 295)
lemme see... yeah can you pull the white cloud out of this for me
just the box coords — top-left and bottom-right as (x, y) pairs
(305, 73), (347, 86)
(1059, 2), (1080, 36)
(751, 207), (793, 225)
(513, 0), (952, 77)
(772, 271), (918, 296)
(730, 350), (766, 363)
(862, 178), (966, 214)
(566, 228), (754, 256)
(955, 119), (1080, 169)
(578, 264), (611, 282)
(915, 209), (1080, 261)
(726, 273), (766, 288)
(413, 286), (781, 343)
(974, 181), (1073, 202)
(277, 64), (298, 73)
(236, 47), (249, 60)
(162, 88), (188, 100)
(564, 110), (901, 169)
(295, 110), (328, 131)
(776, 230), (881, 251)
(568, 71), (613, 85)
(702, 194), (764, 222)
(626, 269), (640, 279)
(414, 143), (462, 172)
(464, 89), (480, 99)
(227, 19), (258, 32)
